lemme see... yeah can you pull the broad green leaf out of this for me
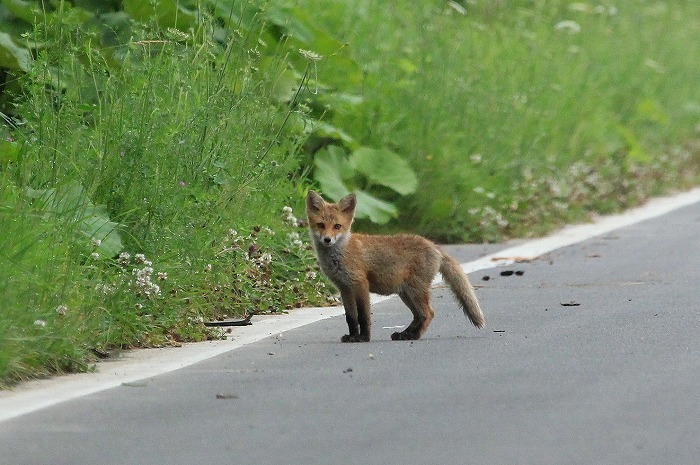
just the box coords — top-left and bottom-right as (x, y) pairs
(308, 121), (358, 150)
(266, 5), (314, 43)
(349, 147), (418, 195)
(313, 145), (352, 201)
(354, 190), (398, 224)
(25, 182), (123, 258)
(318, 53), (363, 88)
(0, 31), (31, 71)
(270, 68), (301, 103)
(78, 211), (124, 258)
(0, 4), (33, 40)
(272, 6), (363, 87)
(1, 0), (39, 23)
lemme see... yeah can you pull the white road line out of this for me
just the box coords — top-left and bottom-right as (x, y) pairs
(453, 186), (700, 275)
(1, 187), (699, 423)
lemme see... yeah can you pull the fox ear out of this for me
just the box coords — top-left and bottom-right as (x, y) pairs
(306, 190), (324, 213)
(338, 193), (357, 215)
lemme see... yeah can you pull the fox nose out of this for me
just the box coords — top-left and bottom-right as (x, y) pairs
(323, 237), (332, 244)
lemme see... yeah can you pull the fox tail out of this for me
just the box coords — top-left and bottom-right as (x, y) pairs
(439, 252), (485, 328)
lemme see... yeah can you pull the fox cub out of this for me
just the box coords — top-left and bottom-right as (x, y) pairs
(306, 190), (485, 342)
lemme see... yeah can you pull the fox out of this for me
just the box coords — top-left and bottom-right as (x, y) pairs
(306, 190), (485, 342)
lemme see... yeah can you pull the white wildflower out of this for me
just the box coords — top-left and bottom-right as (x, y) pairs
(282, 206), (298, 227)
(118, 252), (131, 266)
(133, 266), (161, 298)
(259, 253), (273, 266)
(479, 206), (509, 229)
(90, 252), (100, 260)
(91, 238), (102, 247)
(299, 49), (323, 61)
(204, 264), (212, 272)
(470, 153), (482, 164)
(306, 270), (317, 280)
(95, 283), (115, 294)
(134, 253), (148, 264)
(34, 319), (47, 327)
(229, 229), (238, 237)
(55, 305), (68, 315)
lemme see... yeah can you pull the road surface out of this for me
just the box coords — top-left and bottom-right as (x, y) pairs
(1, 197), (698, 465)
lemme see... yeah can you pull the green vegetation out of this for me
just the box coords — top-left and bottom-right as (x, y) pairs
(301, 0), (700, 240)
(1, 0), (698, 386)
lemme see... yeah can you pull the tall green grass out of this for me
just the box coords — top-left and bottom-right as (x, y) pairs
(0, 13), (331, 387)
(299, 0), (700, 240)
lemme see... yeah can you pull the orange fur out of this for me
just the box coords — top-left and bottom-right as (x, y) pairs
(307, 190), (484, 342)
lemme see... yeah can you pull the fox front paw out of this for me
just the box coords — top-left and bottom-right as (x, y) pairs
(341, 334), (370, 343)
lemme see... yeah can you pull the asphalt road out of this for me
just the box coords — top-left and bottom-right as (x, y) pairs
(1, 201), (699, 465)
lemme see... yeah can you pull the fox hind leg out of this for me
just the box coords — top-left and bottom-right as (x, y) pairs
(392, 285), (434, 341)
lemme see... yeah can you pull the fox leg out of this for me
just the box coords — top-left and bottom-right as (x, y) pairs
(356, 287), (371, 342)
(339, 285), (371, 342)
(339, 288), (359, 342)
(392, 285), (435, 341)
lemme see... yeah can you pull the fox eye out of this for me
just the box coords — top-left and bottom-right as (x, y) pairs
(316, 222), (325, 229)
(333, 224), (342, 230)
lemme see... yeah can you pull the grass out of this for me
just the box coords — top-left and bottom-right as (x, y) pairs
(1, 0), (699, 387)
(0, 13), (333, 387)
(299, 0), (700, 240)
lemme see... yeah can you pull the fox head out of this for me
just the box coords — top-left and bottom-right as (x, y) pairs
(306, 190), (356, 247)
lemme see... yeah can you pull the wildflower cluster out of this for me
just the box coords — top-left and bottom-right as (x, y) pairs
(197, 204), (333, 321)
(452, 141), (700, 242)
(30, 304), (68, 330)
(486, 147), (699, 240)
(287, 231), (304, 249)
(117, 252), (167, 300)
(282, 206), (299, 227)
